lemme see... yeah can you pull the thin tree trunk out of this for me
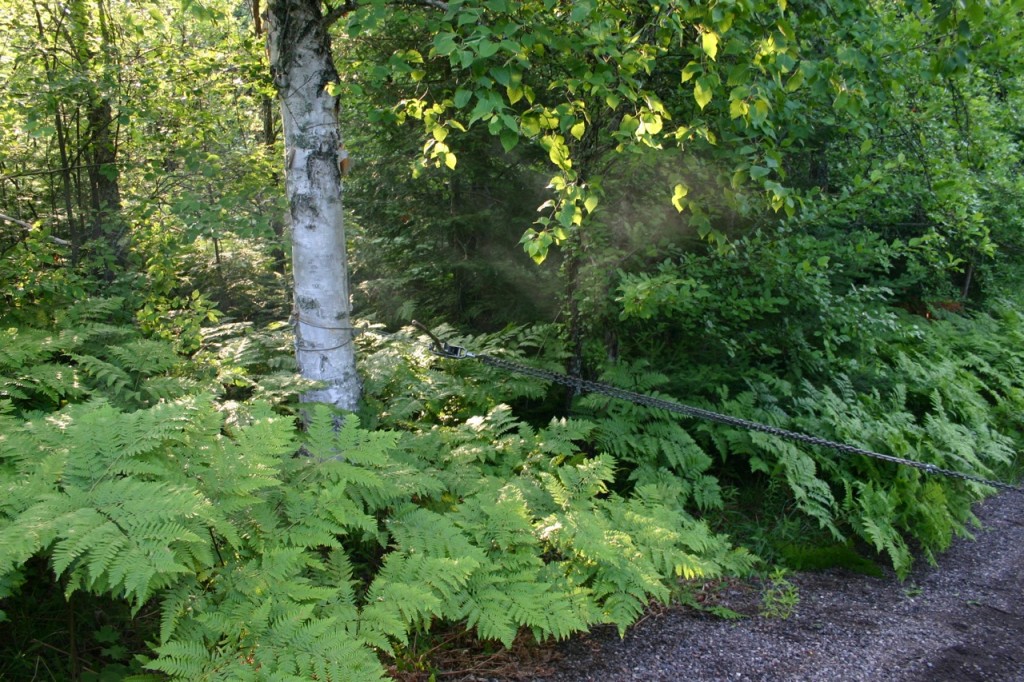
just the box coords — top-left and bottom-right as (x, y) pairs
(35, 2), (81, 261)
(251, 0), (288, 275)
(87, 0), (124, 270)
(85, 98), (122, 246)
(961, 258), (975, 300)
(564, 229), (584, 411)
(263, 94), (289, 276)
(266, 0), (360, 410)
(54, 105), (81, 264)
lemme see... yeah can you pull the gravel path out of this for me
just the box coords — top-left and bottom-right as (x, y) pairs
(521, 491), (1024, 682)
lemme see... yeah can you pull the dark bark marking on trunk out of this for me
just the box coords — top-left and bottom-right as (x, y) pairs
(267, 0), (333, 90)
(307, 143), (341, 193)
(290, 193), (320, 225)
(296, 295), (321, 311)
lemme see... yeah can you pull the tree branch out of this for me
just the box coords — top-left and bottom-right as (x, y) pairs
(0, 213), (72, 246)
(403, 0), (449, 11)
(324, 0), (357, 26)
(323, 0), (449, 27)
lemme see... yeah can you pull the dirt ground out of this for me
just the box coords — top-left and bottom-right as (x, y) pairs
(457, 490), (1024, 682)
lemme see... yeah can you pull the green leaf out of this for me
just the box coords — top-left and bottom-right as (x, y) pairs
(521, 114), (541, 137)
(639, 113), (662, 136)
(469, 94), (497, 124)
(434, 32), (458, 56)
(671, 184), (689, 212)
(570, 0), (594, 22)
(784, 67), (805, 92)
(500, 129), (519, 153)
(570, 121), (586, 140)
(521, 229), (553, 263)
(681, 61), (702, 83)
(694, 78), (713, 110)
(454, 88), (473, 108)
(557, 204), (574, 228)
(543, 135), (572, 171)
(702, 32), (719, 61)
(491, 66), (511, 87)
(476, 39), (500, 59)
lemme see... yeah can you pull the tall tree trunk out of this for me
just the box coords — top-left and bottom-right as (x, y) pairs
(88, 0), (124, 271)
(266, 0), (360, 410)
(53, 104), (82, 263)
(563, 229), (584, 411)
(85, 98), (123, 255)
(264, 93), (289, 276)
(34, 2), (81, 261)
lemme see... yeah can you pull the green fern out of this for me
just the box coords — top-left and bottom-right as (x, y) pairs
(1, 391), (411, 679)
(845, 481), (912, 576)
(355, 327), (761, 650)
(9, 300), (1018, 678)
(577, 362), (724, 512)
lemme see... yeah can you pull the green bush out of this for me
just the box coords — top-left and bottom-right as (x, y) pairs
(611, 230), (1024, 577)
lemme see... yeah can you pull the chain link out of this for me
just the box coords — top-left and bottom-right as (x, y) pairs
(476, 355), (1024, 494)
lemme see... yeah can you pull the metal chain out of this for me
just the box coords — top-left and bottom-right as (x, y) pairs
(295, 338), (354, 353)
(290, 314), (365, 352)
(357, 325), (1023, 494)
(473, 354), (1024, 494)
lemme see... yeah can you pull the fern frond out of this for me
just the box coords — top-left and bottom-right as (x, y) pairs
(108, 339), (183, 376)
(544, 455), (615, 508)
(0, 327), (52, 371)
(14, 362), (85, 405)
(59, 297), (128, 326)
(141, 375), (197, 404)
(71, 354), (139, 405)
(146, 639), (215, 679)
(361, 557), (444, 645)
(846, 481), (912, 578)
(387, 506), (485, 567)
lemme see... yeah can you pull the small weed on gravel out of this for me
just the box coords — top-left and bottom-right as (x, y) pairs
(760, 567), (800, 619)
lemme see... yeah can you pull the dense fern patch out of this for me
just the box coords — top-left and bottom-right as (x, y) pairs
(2, 290), (1023, 678)
(0, 310), (755, 680)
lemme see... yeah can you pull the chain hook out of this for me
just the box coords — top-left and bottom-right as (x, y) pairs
(411, 320), (470, 359)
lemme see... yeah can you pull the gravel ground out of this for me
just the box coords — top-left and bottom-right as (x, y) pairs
(491, 491), (1024, 682)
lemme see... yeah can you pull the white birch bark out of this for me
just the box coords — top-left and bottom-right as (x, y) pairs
(266, 0), (360, 410)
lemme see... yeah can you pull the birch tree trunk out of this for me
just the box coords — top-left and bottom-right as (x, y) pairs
(266, 0), (360, 410)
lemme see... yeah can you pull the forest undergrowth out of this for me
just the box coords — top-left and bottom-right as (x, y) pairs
(2, 0), (1024, 677)
(2, 244), (1023, 680)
